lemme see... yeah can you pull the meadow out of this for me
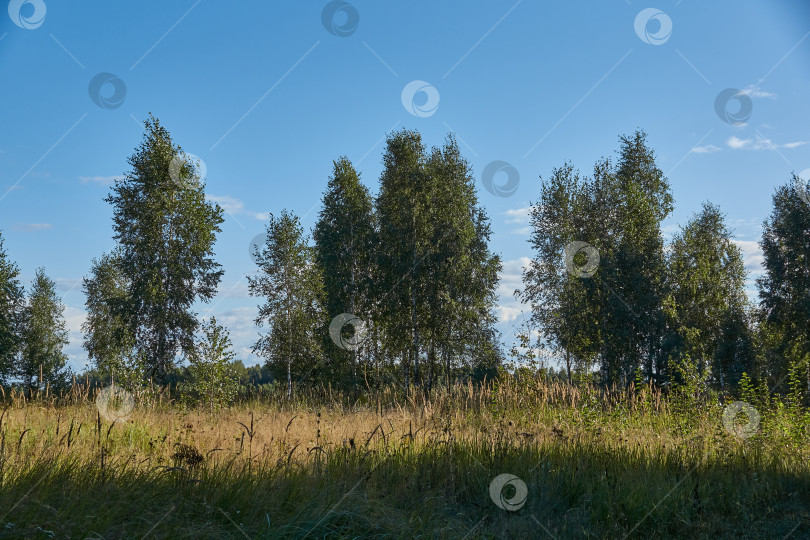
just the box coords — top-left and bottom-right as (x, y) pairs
(1, 379), (808, 539)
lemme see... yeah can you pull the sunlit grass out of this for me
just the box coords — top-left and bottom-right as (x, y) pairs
(1, 380), (808, 538)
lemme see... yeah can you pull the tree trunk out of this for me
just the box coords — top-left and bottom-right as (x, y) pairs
(412, 285), (420, 387)
(444, 348), (450, 389)
(350, 248), (357, 390)
(427, 339), (436, 396)
(402, 351), (409, 400)
(565, 349), (571, 384)
(287, 359), (292, 400)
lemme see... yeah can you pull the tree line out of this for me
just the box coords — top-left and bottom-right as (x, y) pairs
(518, 131), (809, 402)
(0, 116), (501, 401)
(0, 117), (807, 404)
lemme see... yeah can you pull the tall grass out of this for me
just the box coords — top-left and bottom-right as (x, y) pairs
(1, 379), (808, 538)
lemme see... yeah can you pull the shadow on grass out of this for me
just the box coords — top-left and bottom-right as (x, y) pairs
(1, 440), (808, 539)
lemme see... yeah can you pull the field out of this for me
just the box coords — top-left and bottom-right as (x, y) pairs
(1, 380), (809, 539)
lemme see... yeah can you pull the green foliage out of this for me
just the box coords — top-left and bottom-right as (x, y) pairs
(16, 268), (70, 391)
(0, 230), (24, 384)
(313, 157), (377, 389)
(518, 132), (794, 399)
(53, 127), (810, 405)
(520, 131), (672, 386)
(104, 114), (224, 383)
(665, 202), (752, 388)
(667, 354), (719, 438)
(375, 130), (432, 386)
(669, 354), (710, 402)
(82, 251), (140, 385)
(756, 176), (810, 400)
(422, 137), (502, 386)
(506, 328), (539, 372)
(376, 131), (501, 390)
(81, 127), (502, 395)
(180, 316), (239, 410)
(739, 372), (758, 406)
(249, 210), (326, 398)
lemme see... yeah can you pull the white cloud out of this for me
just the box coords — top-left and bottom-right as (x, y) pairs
(496, 305), (524, 324)
(753, 137), (777, 151)
(62, 304), (89, 373)
(207, 194), (266, 221)
(63, 305), (87, 335)
(495, 257), (532, 326)
(733, 240), (765, 276)
(690, 144), (721, 154)
(80, 175), (122, 185)
(498, 257), (530, 292)
(207, 194), (244, 215)
(503, 206), (531, 224)
(740, 85), (777, 99)
(504, 207), (532, 235)
(754, 137), (810, 150)
(13, 223), (52, 231)
(726, 136), (807, 151)
(727, 136), (752, 149)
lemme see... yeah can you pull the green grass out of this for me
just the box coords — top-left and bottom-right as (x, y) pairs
(1, 381), (809, 538)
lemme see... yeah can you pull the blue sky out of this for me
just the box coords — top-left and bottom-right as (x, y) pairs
(1, 1), (809, 372)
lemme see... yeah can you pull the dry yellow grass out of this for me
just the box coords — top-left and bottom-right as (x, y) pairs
(1, 380), (808, 538)
(2, 380), (679, 468)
